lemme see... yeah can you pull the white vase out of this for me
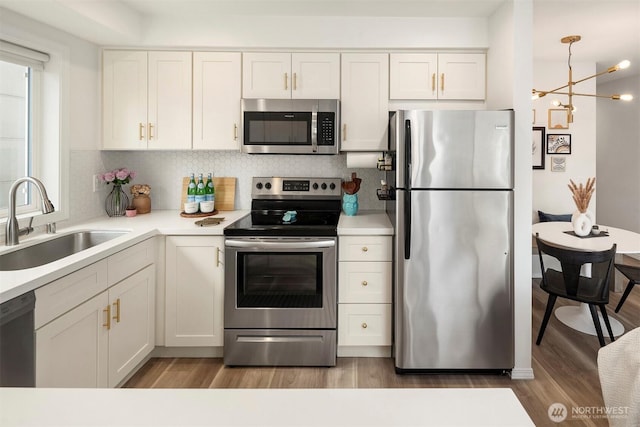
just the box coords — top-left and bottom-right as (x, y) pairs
(571, 210), (593, 237)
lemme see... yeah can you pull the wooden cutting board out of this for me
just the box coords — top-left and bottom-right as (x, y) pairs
(181, 177), (236, 211)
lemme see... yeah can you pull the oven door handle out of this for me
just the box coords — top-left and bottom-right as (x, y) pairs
(225, 239), (336, 249)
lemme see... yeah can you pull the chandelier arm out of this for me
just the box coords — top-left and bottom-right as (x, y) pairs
(545, 91), (623, 99)
(572, 69), (616, 86)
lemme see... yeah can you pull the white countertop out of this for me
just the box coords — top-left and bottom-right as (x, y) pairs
(0, 387), (534, 426)
(338, 210), (393, 235)
(0, 210), (249, 303)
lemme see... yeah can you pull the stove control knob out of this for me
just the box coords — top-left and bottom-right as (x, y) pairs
(265, 182), (272, 190)
(321, 183), (327, 190)
(256, 182), (263, 190)
(312, 183), (319, 190)
(329, 183), (336, 190)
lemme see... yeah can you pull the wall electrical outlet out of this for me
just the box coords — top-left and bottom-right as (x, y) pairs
(92, 174), (102, 192)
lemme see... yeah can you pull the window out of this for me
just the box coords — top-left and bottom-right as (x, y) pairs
(0, 60), (37, 213)
(0, 39), (55, 225)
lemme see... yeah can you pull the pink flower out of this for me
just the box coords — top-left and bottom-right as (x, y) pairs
(103, 172), (115, 182)
(115, 169), (129, 180)
(129, 170), (137, 179)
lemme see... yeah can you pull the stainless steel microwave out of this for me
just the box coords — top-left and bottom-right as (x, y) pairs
(241, 99), (339, 154)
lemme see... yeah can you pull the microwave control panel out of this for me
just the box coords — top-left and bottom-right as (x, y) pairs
(317, 112), (335, 146)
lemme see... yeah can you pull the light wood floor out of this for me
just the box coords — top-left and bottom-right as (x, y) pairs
(125, 278), (640, 426)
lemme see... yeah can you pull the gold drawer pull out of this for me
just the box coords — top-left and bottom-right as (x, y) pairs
(233, 124), (238, 140)
(431, 73), (436, 92)
(362, 247), (368, 252)
(361, 322), (368, 329)
(362, 280), (368, 287)
(284, 72), (288, 90)
(112, 298), (121, 323)
(103, 305), (111, 330)
(343, 124), (347, 141)
(148, 123), (154, 140)
(293, 72), (297, 90)
(138, 123), (144, 140)
(440, 73), (445, 92)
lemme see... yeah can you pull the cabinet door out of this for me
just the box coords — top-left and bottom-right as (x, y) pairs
(291, 53), (340, 99)
(340, 53), (389, 151)
(242, 52), (291, 99)
(147, 51), (192, 149)
(437, 53), (486, 100)
(390, 53), (438, 100)
(165, 236), (224, 346)
(36, 292), (109, 388)
(103, 50), (148, 150)
(193, 52), (241, 150)
(108, 265), (155, 387)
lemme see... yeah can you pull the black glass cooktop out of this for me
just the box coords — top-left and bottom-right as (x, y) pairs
(224, 199), (341, 237)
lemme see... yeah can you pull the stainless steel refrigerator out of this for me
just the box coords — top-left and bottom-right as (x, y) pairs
(388, 110), (514, 373)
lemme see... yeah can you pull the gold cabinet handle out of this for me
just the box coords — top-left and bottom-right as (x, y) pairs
(362, 280), (368, 287)
(343, 124), (347, 141)
(216, 247), (221, 267)
(148, 123), (154, 140)
(361, 322), (368, 329)
(440, 73), (445, 92)
(103, 305), (111, 330)
(293, 72), (297, 90)
(112, 298), (121, 323)
(233, 124), (238, 141)
(138, 123), (144, 141)
(431, 73), (436, 93)
(284, 72), (288, 90)
(362, 246), (368, 252)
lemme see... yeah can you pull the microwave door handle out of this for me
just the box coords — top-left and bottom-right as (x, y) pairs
(311, 110), (318, 152)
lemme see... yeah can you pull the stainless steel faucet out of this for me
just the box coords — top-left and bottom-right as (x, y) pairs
(5, 177), (56, 246)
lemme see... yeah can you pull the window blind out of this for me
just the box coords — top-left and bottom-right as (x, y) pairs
(0, 39), (49, 70)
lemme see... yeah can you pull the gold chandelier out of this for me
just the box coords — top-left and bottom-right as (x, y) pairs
(532, 35), (633, 124)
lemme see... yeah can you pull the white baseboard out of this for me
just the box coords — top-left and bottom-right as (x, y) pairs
(338, 346), (391, 358)
(152, 346), (224, 358)
(510, 367), (535, 380)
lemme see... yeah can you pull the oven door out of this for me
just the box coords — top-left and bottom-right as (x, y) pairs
(224, 237), (337, 329)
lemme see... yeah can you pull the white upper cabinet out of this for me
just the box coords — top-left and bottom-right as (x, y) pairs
(193, 52), (241, 150)
(390, 53), (486, 100)
(243, 52), (340, 99)
(103, 50), (192, 150)
(340, 53), (389, 152)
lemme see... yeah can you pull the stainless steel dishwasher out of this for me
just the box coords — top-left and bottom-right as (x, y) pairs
(0, 291), (35, 387)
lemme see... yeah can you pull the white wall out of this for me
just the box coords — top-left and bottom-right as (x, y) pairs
(532, 61), (597, 221)
(596, 74), (640, 233)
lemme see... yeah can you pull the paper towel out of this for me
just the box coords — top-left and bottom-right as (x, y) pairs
(346, 152), (381, 168)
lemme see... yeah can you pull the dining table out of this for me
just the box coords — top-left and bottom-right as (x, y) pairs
(532, 221), (640, 337)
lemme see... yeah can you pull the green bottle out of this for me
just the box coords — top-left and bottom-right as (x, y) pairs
(187, 173), (196, 203)
(195, 173), (206, 203)
(205, 173), (215, 202)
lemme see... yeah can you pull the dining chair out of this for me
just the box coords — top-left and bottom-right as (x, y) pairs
(613, 263), (640, 313)
(535, 235), (617, 347)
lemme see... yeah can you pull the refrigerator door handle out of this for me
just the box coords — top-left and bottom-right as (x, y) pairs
(404, 190), (411, 260)
(404, 119), (412, 190)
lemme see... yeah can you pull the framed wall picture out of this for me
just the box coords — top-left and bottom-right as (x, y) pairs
(547, 134), (571, 154)
(532, 126), (545, 169)
(550, 156), (566, 172)
(548, 108), (569, 129)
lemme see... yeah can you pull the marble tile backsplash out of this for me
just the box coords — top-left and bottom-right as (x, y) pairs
(70, 150), (386, 221)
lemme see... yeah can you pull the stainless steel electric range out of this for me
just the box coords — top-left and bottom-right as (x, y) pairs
(223, 177), (342, 367)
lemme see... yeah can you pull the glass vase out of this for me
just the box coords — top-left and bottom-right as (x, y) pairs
(105, 184), (128, 217)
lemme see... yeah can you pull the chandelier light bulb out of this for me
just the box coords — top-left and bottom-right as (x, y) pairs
(617, 60), (631, 70)
(551, 99), (561, 107)
(620, 94), (633, 101)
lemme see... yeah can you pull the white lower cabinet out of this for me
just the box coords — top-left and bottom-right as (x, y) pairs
(337, 235), (392, 356)
(35, 239), (156, 388)
(165, 236), (224, 347)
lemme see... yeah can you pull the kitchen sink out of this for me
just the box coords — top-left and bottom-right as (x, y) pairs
(0, 230), (129, 271)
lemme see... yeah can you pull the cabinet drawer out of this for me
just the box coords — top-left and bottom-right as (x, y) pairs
(339, 262), (391, 303)
(35, 260), (109, 329)
(108, 238), (155, 286)
(339, 236), (391, 262)
(338, 304), (391, 346)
